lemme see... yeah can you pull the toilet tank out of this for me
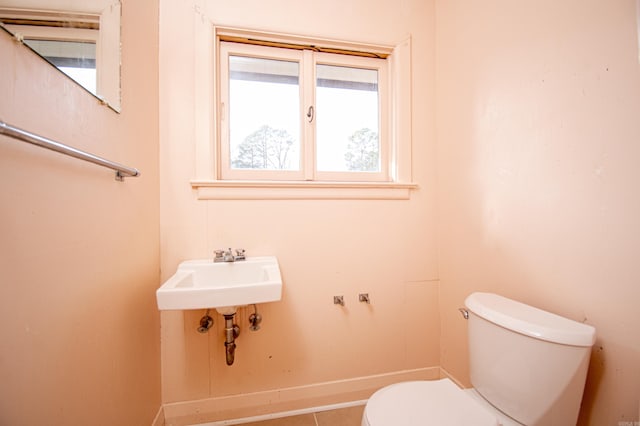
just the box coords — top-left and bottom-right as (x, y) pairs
(465, 293), (595, 426)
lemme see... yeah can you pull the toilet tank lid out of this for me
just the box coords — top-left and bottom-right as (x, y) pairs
(465, 293), (596, 347)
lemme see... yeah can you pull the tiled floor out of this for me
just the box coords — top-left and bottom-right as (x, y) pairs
(239, 405), (365, 426)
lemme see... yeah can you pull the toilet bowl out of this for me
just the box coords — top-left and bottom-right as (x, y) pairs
(361, 378), (509, 426)
(361, 293), (596, 426)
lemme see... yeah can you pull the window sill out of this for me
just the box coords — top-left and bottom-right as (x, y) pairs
(190, 180), (418, 200)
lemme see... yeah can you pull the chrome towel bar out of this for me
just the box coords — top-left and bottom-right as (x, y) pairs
(0, 120), (140, 181)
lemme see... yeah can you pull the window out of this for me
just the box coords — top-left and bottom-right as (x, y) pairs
(193, 27), (414, 199)
(218, 39), (388, 182)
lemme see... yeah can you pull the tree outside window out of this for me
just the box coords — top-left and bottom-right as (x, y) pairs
(345, 128), (379, 172)
(232, 125), (295, 170)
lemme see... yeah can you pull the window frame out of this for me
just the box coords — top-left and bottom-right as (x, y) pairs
(312, 52), (389, 182)
(219, 42), (307, 181)
(218, 40), (389, 182)
(191, 25), (416, 200)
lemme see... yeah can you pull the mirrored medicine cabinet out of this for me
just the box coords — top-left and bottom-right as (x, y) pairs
(0, 0), (121, 112)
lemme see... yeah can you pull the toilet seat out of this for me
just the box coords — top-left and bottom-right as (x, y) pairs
(362, 379), (499, 426)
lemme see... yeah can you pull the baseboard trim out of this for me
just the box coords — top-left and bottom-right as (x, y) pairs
(438, 367), (466, 389)
(193, 399), (368, 426)
(152, 404), (165, 426)
(163, 367), (439, 426)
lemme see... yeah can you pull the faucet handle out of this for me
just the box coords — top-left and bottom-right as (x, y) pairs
(214, 249), (225, 262)
(235, 248), (246, 261)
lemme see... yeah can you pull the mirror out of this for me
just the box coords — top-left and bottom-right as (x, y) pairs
(0, 0), (121, 112)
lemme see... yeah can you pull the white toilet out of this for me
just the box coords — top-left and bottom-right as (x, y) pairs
(362, 292), (596, 426)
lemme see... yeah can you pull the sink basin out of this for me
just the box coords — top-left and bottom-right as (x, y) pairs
(156, 256), (282, 313)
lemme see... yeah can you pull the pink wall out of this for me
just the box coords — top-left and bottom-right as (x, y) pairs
(0, 0), (161, 423)
(436, 0), (640, 424)
(6, 0), (630, 422)
(159, 0), (439, 422)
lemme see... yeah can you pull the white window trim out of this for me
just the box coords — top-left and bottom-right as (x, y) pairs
(191, 25), (416, 200)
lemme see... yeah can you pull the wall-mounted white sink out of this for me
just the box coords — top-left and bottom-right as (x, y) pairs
(156, 256), (282, 314)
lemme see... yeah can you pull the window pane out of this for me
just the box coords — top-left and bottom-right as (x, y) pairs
(229, 55), (300, 171)
(316, 64), (379, 173)
(23, 39), (97, 95)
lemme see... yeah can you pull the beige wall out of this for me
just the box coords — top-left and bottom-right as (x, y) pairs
(436, 0), (640, 424)
(159, 0), (439, 421)
(0, 0), (161, 424)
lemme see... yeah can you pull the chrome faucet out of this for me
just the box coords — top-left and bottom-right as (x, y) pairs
(223, 248), (235, 262)
(214, 248), (246, 262)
